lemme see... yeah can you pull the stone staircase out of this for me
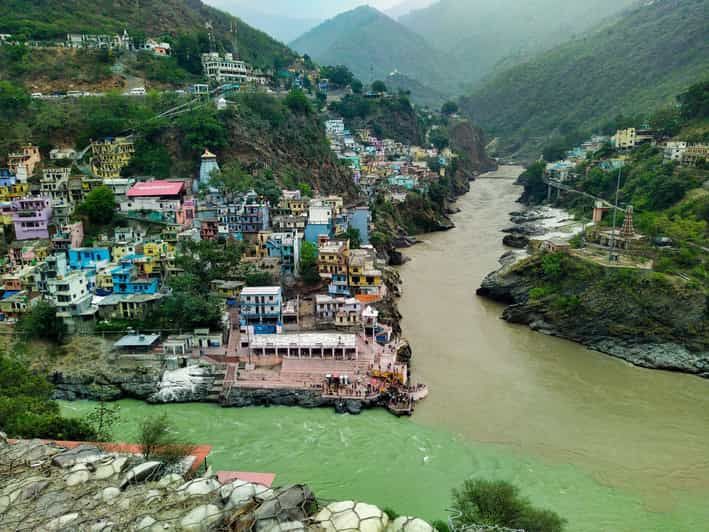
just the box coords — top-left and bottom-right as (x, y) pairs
(206, 364), (227, 402)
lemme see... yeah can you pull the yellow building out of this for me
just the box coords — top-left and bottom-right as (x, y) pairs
(278, 197), (309, 216)
(143, 241), (175, 259)
(210, 279), (245, 299)
(318, 239), (350, 279)
(90, 137), (135, 179)
(111, 243), (142, 262)
(95, 266), (116, 291)
(0, 182), (30, 202)
(348, 249), (383, 293)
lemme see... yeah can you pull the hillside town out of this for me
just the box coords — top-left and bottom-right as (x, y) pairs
(0, 130), (442, 415)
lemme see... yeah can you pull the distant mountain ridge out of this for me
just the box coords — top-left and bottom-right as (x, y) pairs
(459, 0), (709, 158)
(290, 5), (460, 96)
(399, 0), (638, 87)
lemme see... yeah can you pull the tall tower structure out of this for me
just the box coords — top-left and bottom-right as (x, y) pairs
(199, 149), (220, 188)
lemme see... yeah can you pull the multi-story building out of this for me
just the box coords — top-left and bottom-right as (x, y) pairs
(68, 247), (111, 272)
(236, 192), (270, 239)
(348, 248), (383, 296)
(272, 214), (307, 233)
(348, 207), (371, 245)
(110, 262), (159, 295)
(102, 178), (135, 200)
(239, 286), (282, 329)
(33, 253), (69, 295)
(12, 197), (52, 240)
(52, 222), (84, 255)
(8, 145), (41, 182)
(275, 191), (308, 216)
(90, 137), (135, 178)
(681, 144), (709, 167)
(266, 232), (302, 276)
(47, 270), (93, 317)
(121, 180), (193, 226)
(97, 293), (163, 321)
(317, 238), (349, 279)
(40, 168), (71, 203)
(304, 204), (333, 243)
(200, 218), (220, 241)
(201, 52), (268, 85)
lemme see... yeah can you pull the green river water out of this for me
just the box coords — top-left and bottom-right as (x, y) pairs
(61, 167), (709, 531)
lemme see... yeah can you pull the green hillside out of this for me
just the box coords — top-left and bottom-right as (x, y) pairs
(0, 0), (296, 70)
(399, 0), (637, 88)
(459, 0), (709, 159)
(290, 6), (457, 95)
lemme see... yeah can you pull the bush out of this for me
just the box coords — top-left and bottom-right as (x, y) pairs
(76, 186), (116, 226)
(138, 413), (195, 466)
(284, 88), (312, 115)
(16, 301), (66, 344)
(451, 478), (565, 532)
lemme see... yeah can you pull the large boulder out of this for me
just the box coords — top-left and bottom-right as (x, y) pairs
(51, 445), (103, 468)
(253, 485), (316, 531)
(180, 504), (223, 531)
(388, 516), (435, 532)
(119, 461), (163, 490)
(221, 480), (274, 510)
(314, 501), (389, 532)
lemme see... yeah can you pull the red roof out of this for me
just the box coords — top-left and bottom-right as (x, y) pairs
(217, 471), (276, 487)
(127, 180), (185, 198)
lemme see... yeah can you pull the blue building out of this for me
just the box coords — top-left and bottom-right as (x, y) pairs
(110, 263), (159, 295)
(348, 207), (371, 245)
(266, 232), (302, 276)
(239, 286), (282, 332)
(0, 168), (16, 187)
(304, 205), (333, 244)
(68, 248), (111, 271)
(328, 273), (351, 297)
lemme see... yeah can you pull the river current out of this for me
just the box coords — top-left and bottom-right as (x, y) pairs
(61, 166), (709, 531)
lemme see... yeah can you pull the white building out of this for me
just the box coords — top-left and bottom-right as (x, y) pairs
(664, 141), (688, 162)
(248, 332), (358, 360)
(47, 270), (93, 317)
(201, 53), (268, 85)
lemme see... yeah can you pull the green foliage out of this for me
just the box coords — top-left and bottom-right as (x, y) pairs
(16, 301), (67, 344)
(517, 161), (547, 204)
(441, 101), (458, 115)
(0, 354), (96, 440)
(678, 79), (709, 120)
(431, 521), (450, 532)
(452, 478), (565, 532)
(371, 80), (388, 93)
(529, 287), (552, 301)
(137, 413), (195, 466)
(126, 52), (194, 86)
(319, 65), (354, 88)
(176, 107), (228, 155)
(85, 401), (121, 442)
(0, 80), (30, 119)
(245, 271), (274, 287)
(461, 0), (709, 157)
(284, 88), (313, 115)
(351, 79), (364, 94)
(429, 127), (449, 151)
(382, 507), (400, 520)
(76, 186), (116, 226)
(337, 227), (362, 249)
(299, 241), (320, 285)
(239, 93), (286, 127)
(541, 253), (564, 281)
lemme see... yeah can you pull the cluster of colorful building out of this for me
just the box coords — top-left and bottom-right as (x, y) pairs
(325, 119), (455, 202)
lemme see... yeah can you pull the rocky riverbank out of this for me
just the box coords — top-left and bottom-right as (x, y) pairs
(477, 254), (709, 377)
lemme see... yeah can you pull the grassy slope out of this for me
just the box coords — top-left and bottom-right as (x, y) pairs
(0, 0), (296, 69)
(460, 0), (709, 157)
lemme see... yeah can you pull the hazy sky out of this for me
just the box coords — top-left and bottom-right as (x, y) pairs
(205, 1), (405, 20)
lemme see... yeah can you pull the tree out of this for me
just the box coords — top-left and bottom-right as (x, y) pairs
(16, 301), (66, 344)
(284, 88), (312, 115)
(137, 413), (195, 466)
(351, 79), (364, 94)
(441, 101), (458, 116)
(429, 128), (449, 151)
(452, 479), (565, 532)
(76, 186), (116, 226)
(678, 79), (709, 120)
(320, 65), (354, 88)
(86, 401), (121, 442)
(299, 241), (320, 284)
(245, 271), (274, 287)
(0, 354), (96, 440)
(337, 227), (361, 249)
(371, 80), (388, 93)
(0, 81), (30, 119)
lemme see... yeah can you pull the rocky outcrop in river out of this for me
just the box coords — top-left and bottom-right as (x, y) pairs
(477, 254), (709, 377)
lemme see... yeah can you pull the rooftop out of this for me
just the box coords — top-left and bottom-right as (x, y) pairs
(241, 286), (281, 296)
(250, 332), (357, 349)
(127, 180), (185, 198)
(113, 333), (161, 348)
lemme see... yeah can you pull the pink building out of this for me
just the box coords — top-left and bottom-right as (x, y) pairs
(122, 180), (194, 228)
(12, 197), (52, 240)
(52, 221), (84, 253)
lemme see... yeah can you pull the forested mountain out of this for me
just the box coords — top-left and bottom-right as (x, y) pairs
(399, 0), (637, 87)
(385, 0), (436, 19)
(459, 0), (709, 158)
(290, 6), (458, 94)
(0, 0), (296, 69)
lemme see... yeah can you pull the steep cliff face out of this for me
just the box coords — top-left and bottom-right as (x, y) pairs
(449, 119), (497, 184)
(477, 254), (709, 376)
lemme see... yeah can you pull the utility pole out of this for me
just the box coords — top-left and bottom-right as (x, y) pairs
(608, 166), (622, 263)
